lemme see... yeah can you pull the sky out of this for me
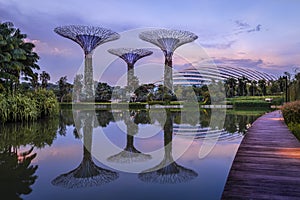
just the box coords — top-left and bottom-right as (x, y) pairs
(0, 0), (300, 84)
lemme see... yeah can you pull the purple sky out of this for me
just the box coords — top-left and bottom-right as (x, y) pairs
(1, 0), (299, 84)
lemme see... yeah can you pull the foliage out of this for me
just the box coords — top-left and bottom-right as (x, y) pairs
(39, 71), (50, 89)
(56, 76), (72, 102)
(0, 22), (40, 93)
(282, 100), (300, 124)
(282, 100), (300, 140)
(0, 89), (58, 123)
(232, 100), (271, 109)
(95, 82), (112, 102)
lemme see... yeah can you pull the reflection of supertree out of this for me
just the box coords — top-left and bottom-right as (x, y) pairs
(52, 112), (119, 188)
(108, 48), (153, 100)
(54, 25), (120, 101)
(138, 110), (198, 184)
(139, 29), (197, 92)
(0, 147), (38, 200)
(107, 110), (151, 163)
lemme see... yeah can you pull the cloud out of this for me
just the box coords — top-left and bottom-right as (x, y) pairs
(233, 20), (262, 35)
(200, 40), (236, 49)
(24, 38), (73, 56)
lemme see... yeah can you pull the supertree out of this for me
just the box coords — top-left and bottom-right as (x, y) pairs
(108, 48), (152, 100)
(52, 111), (119, 188)
(54, 25), (120, 101)
(107, 110), (151, 163)
(139, 29), (198, 94)
(138, 110), (198, 184)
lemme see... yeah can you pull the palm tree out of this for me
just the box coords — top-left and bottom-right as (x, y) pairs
(0, 22), (40, 93)
(39, 71), (50, 89)
(258, 79), (267, 96)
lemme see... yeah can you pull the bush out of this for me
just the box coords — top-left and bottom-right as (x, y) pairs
(0, 90), (59, 123)
(233, 100), (271, 109)
(282, 100), (300, 124)
(282, 101), (300, 140)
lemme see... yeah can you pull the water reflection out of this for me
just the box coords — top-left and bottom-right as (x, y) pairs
(0, 147), (37, 200)
(107, 110), (151, 163)
(138, 110), (198, 184)
(52, 110), (119, 189)
(174, 110), (258, 141)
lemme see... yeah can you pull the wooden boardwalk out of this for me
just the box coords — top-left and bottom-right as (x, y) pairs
(222, 110), (300, 200)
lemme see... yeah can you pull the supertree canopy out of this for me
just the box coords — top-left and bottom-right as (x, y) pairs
(139, 29), (198, 92)
(108, 48), (153, 99)
(54, 25), (120, 55)
(108, 48), (153, 67)
(54, 25), (120, 101)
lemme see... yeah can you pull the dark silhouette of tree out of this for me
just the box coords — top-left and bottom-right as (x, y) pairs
(138, 110), (198, 184)
(95, 82), (112, 102)
(108, 48), (153, 102)
(224, 77), (237, 97)
(39, 71), (50, 89)
(54, 25), (119, 101)
(258, 79), (267, 95)
(107, 110), (151, 163)
(57, 76), (72, 102)
(30, 72), (39, 90)
(0, 147), (38, 200)
(0, 22), (40, 93)
(52, 111), (119, 188)
(139, 29), (197, 95)
(249, 80), (258, 96)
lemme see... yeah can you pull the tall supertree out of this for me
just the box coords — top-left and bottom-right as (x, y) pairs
(108, 48), (152, 100)
(138, 110), (198, 184)
(52, 111), (119, 188)
(139, 29), (198, 94)
(54, 25), (120, 101)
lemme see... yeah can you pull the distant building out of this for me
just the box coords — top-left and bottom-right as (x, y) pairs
(155, 65), (277, 86)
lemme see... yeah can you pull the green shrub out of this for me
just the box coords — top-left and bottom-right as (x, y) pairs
(282, 100), (300, 124)
(0, 89), (59, 123)
(233, 100), (271, 109)
(282, 101), (300, 140)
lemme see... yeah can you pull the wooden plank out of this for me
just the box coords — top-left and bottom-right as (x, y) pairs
(222, 110), (300, 199)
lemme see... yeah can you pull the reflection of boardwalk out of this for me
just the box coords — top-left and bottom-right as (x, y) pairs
(222, 110), (300, 199)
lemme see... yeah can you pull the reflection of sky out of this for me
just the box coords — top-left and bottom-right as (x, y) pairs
(23, 121), (241, 200)
(1, 0), (299, 83)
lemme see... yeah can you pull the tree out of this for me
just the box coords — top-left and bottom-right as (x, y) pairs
(39, 71), (50, 89)
(95, 82), (112, 102)
(224, 77), (237, 97)
(258, 79), (267, 96)
(57, 76), (71, 102)
(0, 22), (40, 93)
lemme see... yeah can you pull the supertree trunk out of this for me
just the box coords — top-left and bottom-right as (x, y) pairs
(84, 53), (94, 101)
(164, 53), (173, 95)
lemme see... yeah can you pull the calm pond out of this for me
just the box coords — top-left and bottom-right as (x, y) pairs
(0, 108), (265, 200)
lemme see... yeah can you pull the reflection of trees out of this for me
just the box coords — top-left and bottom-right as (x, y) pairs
(107, 110), (151, 163)
(0, 147), (38, 200)
(0, 118), (59, 148)
(138, 110), (198, 184)
(52, 111), (119, 188)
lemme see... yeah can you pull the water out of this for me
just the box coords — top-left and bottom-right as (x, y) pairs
(0, 108), (263, 200)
